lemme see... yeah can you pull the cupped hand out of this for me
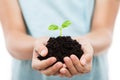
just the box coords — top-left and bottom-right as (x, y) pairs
(59, 37), (94, 78)
(32, 37), (63, 76)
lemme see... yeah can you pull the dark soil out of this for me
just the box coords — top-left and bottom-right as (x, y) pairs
(37, 36), (84, 63)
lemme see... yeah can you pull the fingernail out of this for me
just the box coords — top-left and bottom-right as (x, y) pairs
(61, 68), (66, 74)
(51, 57), (56, 62)
(64, 57), (70, 62)
(40, 50), (47, 56)
(81, 58), (86, 66)
(56, 62), (62, 67)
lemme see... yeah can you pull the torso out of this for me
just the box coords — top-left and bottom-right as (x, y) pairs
(12, 0), (108, 80)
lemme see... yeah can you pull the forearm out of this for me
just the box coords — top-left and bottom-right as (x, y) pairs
(75, 28), (113, 56)
(0, 0), (38, 60)
(80, 0), (119, 56)
(75, 29), (112, 56)
(5, 31), (36, 60)
(73, 29), (112, 55)
(84, 29), (112, 55)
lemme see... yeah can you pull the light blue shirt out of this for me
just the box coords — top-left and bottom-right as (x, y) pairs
(12, 0), (108, 80)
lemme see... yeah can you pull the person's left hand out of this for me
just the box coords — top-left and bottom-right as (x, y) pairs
(58, 38), (94, 78)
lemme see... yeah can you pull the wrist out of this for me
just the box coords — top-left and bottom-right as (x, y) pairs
(34, 36), (49, 47)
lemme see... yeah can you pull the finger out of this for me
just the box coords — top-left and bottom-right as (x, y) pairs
(40, 62), (63, 76)
(63, 64), (67, 68)
(82, 54), (93, 73)
(80, 38), (94, 55)
(64, 57), (78, 75)
(80, 54), (92, 66)
(80, 55), (87, 66)
(32, 57), (56, 70)
(60, 68), (72, 78)
(53, 64), (66, 76)
(32, 48), (39, 58)
(54, 64), (66, 76)
(83, 63), (92, 73)
(35, 44), (48, 57)
(80, 41), (93, 66)
(70, 54), (85, 73)
(71, 54), (92, 73)
(85, 54), (93, 64)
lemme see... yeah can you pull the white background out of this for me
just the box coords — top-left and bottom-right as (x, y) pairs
(0, 9), (120, 80)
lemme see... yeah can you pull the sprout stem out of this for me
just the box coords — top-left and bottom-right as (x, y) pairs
(59, 27), (62, 37)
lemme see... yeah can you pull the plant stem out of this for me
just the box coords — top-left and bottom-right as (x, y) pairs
(59, 27), (62, 37)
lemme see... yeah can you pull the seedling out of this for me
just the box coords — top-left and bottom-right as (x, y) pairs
(38, 20), (84, 63)
(48, 20), (72, 36)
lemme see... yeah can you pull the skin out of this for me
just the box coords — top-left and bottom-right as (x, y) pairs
(0, 0), (119, 78)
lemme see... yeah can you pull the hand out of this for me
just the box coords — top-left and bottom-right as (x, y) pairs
(59, 38), (94, 78)
(32, 37), (63, 76)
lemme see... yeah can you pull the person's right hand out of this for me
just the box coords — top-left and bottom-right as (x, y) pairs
(32, 37), (63, 76)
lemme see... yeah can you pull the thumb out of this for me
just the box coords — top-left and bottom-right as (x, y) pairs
(35, 44), (48, 57)
(80, 54), (92, 66)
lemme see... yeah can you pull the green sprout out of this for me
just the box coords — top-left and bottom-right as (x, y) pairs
(48, 20), (72, 37)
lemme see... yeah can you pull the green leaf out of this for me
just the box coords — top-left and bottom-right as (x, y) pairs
(62, 20), (72, 28)
(48, 24), (59, 30)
